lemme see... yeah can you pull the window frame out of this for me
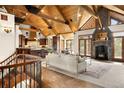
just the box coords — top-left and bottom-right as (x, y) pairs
(79, 38), (92, 57)
(113, 36), (124, 61)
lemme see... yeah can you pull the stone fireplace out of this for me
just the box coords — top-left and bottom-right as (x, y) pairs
(92, 7), (113, 60)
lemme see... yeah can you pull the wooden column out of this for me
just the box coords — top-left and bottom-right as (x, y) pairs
(53, 36), (57, 51)
(19, 35), (25, 47)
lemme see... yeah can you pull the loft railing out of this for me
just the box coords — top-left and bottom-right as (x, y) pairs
(0, 54), (42, 88)
(0, 52), (17, 66)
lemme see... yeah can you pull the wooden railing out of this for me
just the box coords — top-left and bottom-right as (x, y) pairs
(0, 54), (42, 88)
(0, 52), (17, 66)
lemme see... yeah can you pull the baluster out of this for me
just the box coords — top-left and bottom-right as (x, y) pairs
(39, 61), (42, 87)
(30, 64), (32, 88)
(34, 63), (35, 88)
(20, 65), (22, 88)
(25, 65), (27, 88)
(14, 67), (17, 88)
(8, 67), (11, 88)
(2, 69), (4, 88)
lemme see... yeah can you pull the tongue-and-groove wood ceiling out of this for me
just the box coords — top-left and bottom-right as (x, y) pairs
(2, 5), (124, 37)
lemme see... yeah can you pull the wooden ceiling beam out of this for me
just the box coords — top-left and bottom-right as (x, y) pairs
(78, 16), (93, 31)
(92, 5), (98, 14)
(109, 11), (124, 23)
(41, 18), (58, 35)
(55, 6), (73, 32)
(9, 7), (66, 25)
(23, 21), (46, 37)
(81, 5), (103, 29)
(81, 5), (98, 19)
(77, 6), (85, 30)
(38, 12), (66, 24)
(38, 5), (45, 10)
(103, 5), (124, 15)
(5, 7), (47, 36)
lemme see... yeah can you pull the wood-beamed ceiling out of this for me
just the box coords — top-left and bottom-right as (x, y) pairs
(109, 11), (124, 23)
(2, 5), (124, 37)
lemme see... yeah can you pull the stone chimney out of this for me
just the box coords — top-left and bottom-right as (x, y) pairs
(92, 7), (113, 60)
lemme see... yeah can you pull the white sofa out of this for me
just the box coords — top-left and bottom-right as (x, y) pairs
(46, 53), (87, 74)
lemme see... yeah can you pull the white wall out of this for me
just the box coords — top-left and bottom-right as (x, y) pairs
(0, 12), (15, 62)
(47, 36), (53, 49)
(36, 31), (45, 39)
(19, 24), (30, 38)
(15, 25), (22, 48)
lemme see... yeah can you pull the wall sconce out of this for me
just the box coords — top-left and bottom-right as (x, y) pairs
(4, 28), (12, 33)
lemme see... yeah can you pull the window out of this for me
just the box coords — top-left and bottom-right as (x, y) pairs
(66, 40), (72, 51)
(114, 37), (122, 59)
(111, 18), (122, 25)
(86, 40), (91, 56)
(79, 39), (91, 56)
(61, 40), (64, 51)
(79, 40), (85, 55)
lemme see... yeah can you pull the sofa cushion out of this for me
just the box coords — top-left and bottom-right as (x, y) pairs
(78, 56), (85, 63)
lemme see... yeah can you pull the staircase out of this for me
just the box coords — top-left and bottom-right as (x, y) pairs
(0, 52), (42, 88)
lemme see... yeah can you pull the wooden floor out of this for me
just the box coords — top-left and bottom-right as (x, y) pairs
(0, 65), (101, 88)
(42, 67), (102, 88)
(0, 70), (38, 88)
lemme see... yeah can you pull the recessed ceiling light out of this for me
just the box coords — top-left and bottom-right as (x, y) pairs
(26, 13), (28, 16)
(54, 17), (58, 19)
(48, 20), (52, 22)
(41, 10), (44, 12)
(78, 14), (81, 17)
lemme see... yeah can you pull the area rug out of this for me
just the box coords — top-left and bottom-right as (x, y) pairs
(78, 60), (124, 88)
(80, 61), (111, 79)
(44, 59), (124, 88)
